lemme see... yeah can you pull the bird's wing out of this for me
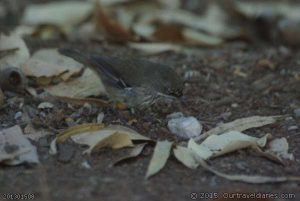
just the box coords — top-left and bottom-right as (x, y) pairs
(58, 48), (129, 89)
(90, 55), (129, 88)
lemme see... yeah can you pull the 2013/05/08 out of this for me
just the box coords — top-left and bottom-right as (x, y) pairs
(1, 193), (35, 200)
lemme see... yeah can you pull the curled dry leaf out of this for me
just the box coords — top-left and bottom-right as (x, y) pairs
(182, 29), (223, 46)
(194, 154), (300, 184)
(0, 125), (39, 165)
(128, 42), (182, 55)
(13, 25), (36, 37)
(152, 24), (184, 42)
(23, 49), (84, 85)
(57, 123), (106, 143)
(94, 1), (136, 42)
(77, 132), (134, 154)
(142, 3), (237, 38)
(44, 68), (106, 98)
(146, 140), (173, 179)
(113, 143), (147, 165)
(151, 24), (223, 46)
(189, 131), (271, 160)
(22, 1), (93, 27)
(173, 145), (199, 169)
(194, 115), (281, 142)
(0, 34), (30, 70)
(234, 1), (300, 21)
(174, 146), (300, 184)
(0, 48), (19, 59)
(54, 123), (150, 154)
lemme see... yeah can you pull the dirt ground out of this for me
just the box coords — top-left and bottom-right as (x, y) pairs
(1, 1), (300, 201)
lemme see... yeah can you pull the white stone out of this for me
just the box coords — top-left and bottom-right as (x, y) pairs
(268, 138), (294, 160)
(168, 116), (202, 139)
(38, 102), (54, 109)
(97, 112), (105, 123)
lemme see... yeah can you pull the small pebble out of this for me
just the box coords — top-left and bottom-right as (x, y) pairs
(256, 59), (276, 70)
(14, 111), (22, 120)
(293, 108), (300, 118)
(231, 103), (238, 108)
(267, 138), (294, 160)
(168, 115), (202, 139)
(38, 102), (54, 109)
(81, 161), (91, 169)
(184, 70), (201, 81)
(65, 117), (76, 127)
(97, 112), (105, 123)
(288, 125), (298, 131)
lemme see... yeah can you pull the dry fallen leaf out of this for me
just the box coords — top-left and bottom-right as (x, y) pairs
(152, 24), (184, 42)
(182, 28), (223, 46)
(22, 1), (93, 27)
(194, 115), (281, 142)
(23, 48), (84, 85)
(54, 123), (150, 154)
(142, 3), (237, 38)
(113, 143), (147, 165)
(0, 125), (39, 165)
(173, 145), (199, 169)
(146, 140), (173, 179)
(44, 68), (106, 98)
(0, 34), (30, 70)
(132, 5), (225, 46)
(189, 131), (271, 160)
(233, 66), (248, 78)
(57, 123), (105, 143)
(128, 42), (182, 55)
(195, 154), (300, 184)
(174, 146), (300, 184)
(0, 48), (19, 59)
(81, 132), (134, 154)
(94, 0), (136, 42)
(234, 1), (300, 21)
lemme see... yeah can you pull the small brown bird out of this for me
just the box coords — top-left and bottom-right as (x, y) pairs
(58, 48), (183, 108)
